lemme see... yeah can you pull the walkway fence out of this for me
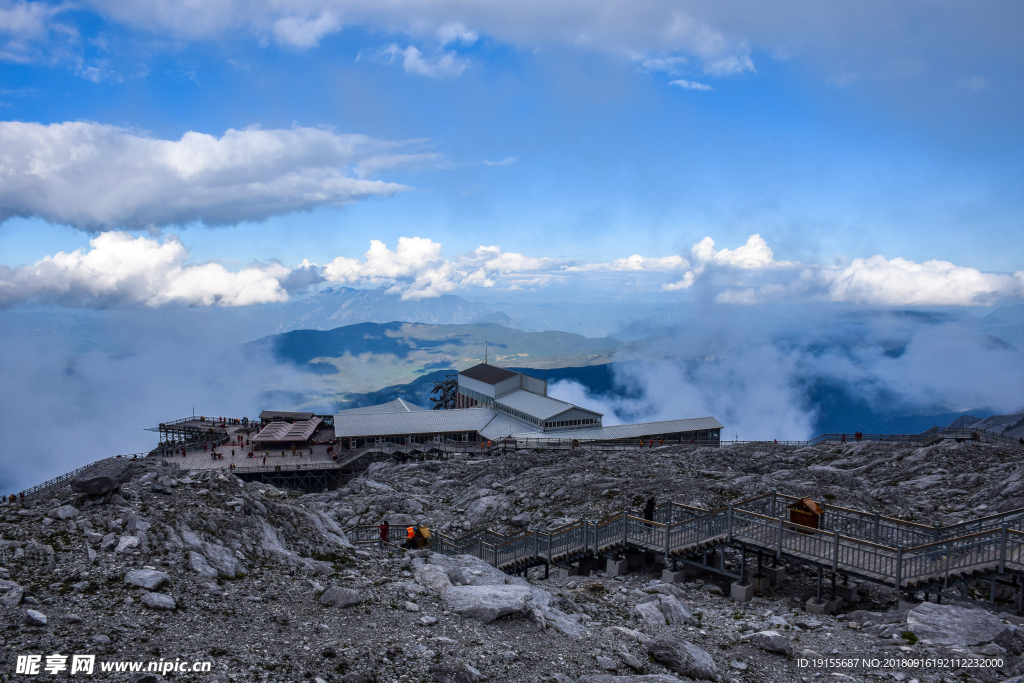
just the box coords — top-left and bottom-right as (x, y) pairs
(350, 490), (1024, 601)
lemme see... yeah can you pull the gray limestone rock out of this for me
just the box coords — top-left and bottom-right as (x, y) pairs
(140, 592), (176, 610)
(576, 677), (685, 683)
(50, 504), (79, 520)
(429, 662), (482, 683)
(1, 586), (23, 608)
(742, 630), (793, 656)
(908, 602), (1014, 647)
(70, 458), (139, 495)
(124, 569), (169, 590)
(25, 609), (47, 626)
(441, 585), (533, 624)
(415, 564), (453, 594)
(632, 601), (667, 631)
(320, 586), (361, 608)
(188, 551), (219, 579)
(114, 535), (140, 553)
(646, 635), (718, 681)
(656, 594), (695, 626)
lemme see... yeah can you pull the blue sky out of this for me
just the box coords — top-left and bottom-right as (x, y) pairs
(0, 1), (1022, 306)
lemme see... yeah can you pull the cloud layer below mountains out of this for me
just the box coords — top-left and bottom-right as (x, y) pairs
(1, 231), (1021, 309)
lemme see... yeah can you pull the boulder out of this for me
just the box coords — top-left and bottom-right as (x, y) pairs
(742, 630), (793, 656)
(510, 512), (532, 527)
(114, 536), (139, 554)
(428, 554), (509, 587)
(465, 496), (505, 526)
(321, 587), (361, 608)
(1, 586), (23, 608)
(200, 544), (244, 578)
(633, 601), (667, 631)
(124, 569), (169, 590)
(429, 662), (482, 683)
(908, 602), (1014, 647)
(50, 505), (79, 520)
(188, 551), (219, 579)
(656, 594), (696, 626)
(646, 635), (718, 681)
(70, 458), (139, 495)
(441, 585), (533, 624)
(24, 610), (47, 626)
(140, 592), (176, 610)
(416, 565), (453, 594)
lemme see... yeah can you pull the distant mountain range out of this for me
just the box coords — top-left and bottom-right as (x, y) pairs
(947, 411), (1024, 438)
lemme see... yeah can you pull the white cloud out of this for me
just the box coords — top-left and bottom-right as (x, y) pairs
(323, 240), (568, 299)
(702, 54), (755, 76)
(692, 234), (793, 269)
(576, 254), (689, 272)
(0, 121), (434, 230)
(821, 255), (1024, 306)
(0, 232), (291, 308)
(483, 156), (517, 166)
(662, 271), (696, 291)
(271, 12), (341, 48)
(670, 79), (714, 91)
(380, 43), (468, 78)
(437, 22), (477, 45)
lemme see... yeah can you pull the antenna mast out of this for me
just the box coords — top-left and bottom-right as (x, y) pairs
(485, 340), (488, 365)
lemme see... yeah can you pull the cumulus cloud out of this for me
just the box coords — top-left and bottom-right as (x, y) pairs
(670, 79), (714, 91)
(692, 234), (793, 269)
(0, 121), (434, 230)
(662, 234), (793, 291)
(0, 232), (291, 308)
(322, 239), (569, 299)
(820, 255), (1024, 306)
(379, 43), (468, 78)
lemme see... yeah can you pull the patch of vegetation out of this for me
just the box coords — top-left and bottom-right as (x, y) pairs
(900, 631), (918, 645)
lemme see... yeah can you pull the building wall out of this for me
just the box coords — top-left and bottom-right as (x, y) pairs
(493, 375), (522, 398)
(458, 375), (496, 398)
(522, 375), (547, 396)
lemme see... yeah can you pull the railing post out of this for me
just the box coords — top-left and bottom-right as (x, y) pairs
(873, 512), (880, 543)
(895, 545), (903, 592)
(770, 489), (777, 516)
(664, 522), (671, 560)
(1001, 523), (1009, 574)
(833, 529), (840, 573)
(727, 505), (733, 544)
(622, 512), (628, 549)
(933, 523), (940, 543)
(777, 516), (784, 560)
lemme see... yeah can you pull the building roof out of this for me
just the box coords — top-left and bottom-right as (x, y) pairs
(495, 389), (594, 421)
(459, 363), (518, 385)
(505, 417), (724, 441)
(335, 398), (425, 416)
(253, 417), (323, 442)
(333, 407), (498, 438)
(259, 410), (316, 421)
(478, 413), (537, 440)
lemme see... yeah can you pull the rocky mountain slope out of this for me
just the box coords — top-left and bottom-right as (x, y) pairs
(3, 440), (1024, 683)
